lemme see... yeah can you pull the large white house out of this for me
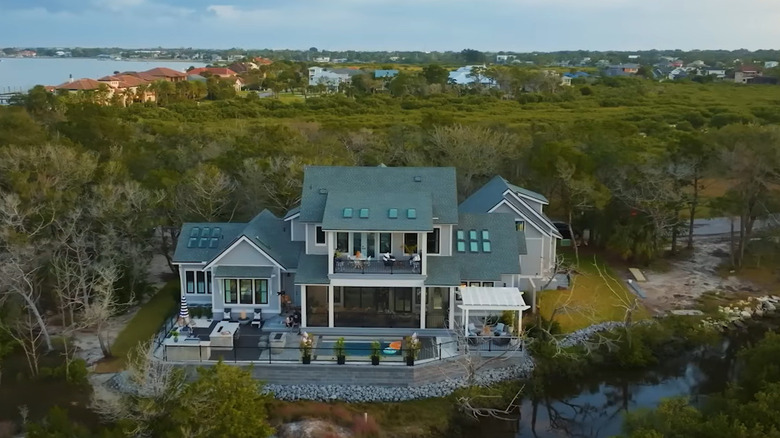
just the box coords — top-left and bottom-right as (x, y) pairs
(172, 166), (559, 330)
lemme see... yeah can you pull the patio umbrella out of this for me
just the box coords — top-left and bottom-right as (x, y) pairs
(177, 295), (190, 327)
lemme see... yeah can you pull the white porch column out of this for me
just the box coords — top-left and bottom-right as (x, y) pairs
(327, 231), (335, 274)
(464, 308), (469, 338)
(300, 285), (307, 327)
(448, 287), (455, 330)
(419, 287), (426, 329)
(420, 231), (427, 276)
(328, 285), (335, 328)
(528, 279), (537, 313)
(517, 309), (522, 335)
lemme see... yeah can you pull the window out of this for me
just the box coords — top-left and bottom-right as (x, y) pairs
(482, 282), (494, 287)
(482, 241), (492, 252)
(469, 282), (481, 287)
(254, 279), (268, 304)
(379, 233), (392, 253)
(239, 279), (253, 304)
(342, 208), (353, 218)
(427, 228), (440, 254)
(515, 220), (525, 231)
(482, 230), (490, 240)
(224, 279), (237, 304)
(469, 241), (479, 252)
(359, 208), (369, 218)
(456, 230), (465, 240)
(196, 271), (206, 294)
(432, 287), (444, 310)
(456, 230), (466, 253)
(407, 208), (417, 219)
(206, 271), (212, 294)
(388, 208), (398, 219)
(315, 226), (325, 245)
(336, 232), (349, 252)
(457, 241), (466, 252)
(186, 271), (195, 294)
(469, 230), (477, 240)
(353, 233), (362, 256)
(404, 233), (418, 254)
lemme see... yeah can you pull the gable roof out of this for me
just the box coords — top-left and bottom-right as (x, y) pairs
(459, 175), (548, 215)
(172, 210), (302, 269)
(321, 191), (433, 231)
(56, 78), (103, 91)
(284, 206), (300, 220)
(143, 67), (186, 78)
(98, 74), (150, 88)
(300, 166), (459, 225)
(187, 67), (237, 77)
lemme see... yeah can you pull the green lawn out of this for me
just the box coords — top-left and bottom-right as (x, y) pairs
(537, 251), (649, 333)
(95, 280), (178, 372)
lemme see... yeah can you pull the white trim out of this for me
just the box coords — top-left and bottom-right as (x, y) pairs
(426, 226), (442, 256)
(283, 212), (300, 222)
(504, 190), (562, 239)
(203, 235), (284, 270)
(220, 277), (271, 306)
(489, 199), (547, 235)
(514, 191), (549, 206)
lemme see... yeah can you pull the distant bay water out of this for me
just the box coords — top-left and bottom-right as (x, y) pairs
(0, 57), (208, 92)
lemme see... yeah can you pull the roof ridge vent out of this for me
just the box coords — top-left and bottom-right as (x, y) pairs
(319, 188), (328, 194)
(413, 176), (422, 182)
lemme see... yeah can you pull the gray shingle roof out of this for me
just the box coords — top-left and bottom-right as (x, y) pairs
(452, 213), (522, 281)
(213, 266), (274, 278)
(424, 257), (462, 286)
(284, 206), (300, 220)
(294, 254), (329, 284)
(321, 192), (433, 231)
(172, 223), (245, 263)
(243, 210), (303, 269)
(300, 166), (458, 225)
(172, 210), (303, 269)
(459, 175), (548, 214)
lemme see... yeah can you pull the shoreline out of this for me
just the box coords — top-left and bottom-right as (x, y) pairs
(0, 56), (202, 63)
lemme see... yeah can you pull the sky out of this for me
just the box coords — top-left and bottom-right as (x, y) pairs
(2, 0), (780, 52)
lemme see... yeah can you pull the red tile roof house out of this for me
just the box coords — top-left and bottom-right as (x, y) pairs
(187, 67), (238, 78)
(98, 74), (157, 105)
(141, 67), (187, 82)
(54, 78), (115, 104)
(253, 57), (273, 65)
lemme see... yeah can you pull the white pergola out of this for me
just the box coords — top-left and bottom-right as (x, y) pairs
(458, 287), (531, 337)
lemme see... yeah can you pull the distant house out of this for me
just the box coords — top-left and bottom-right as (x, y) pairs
(735, 66), (761, 84)
(253, 57), (273, 66)
(55, 78), (104, 92)
(313, 57), (331, 63)
(187, 74), (208, 83)
(97, 74), (156, 104)
(561, 71), (590, 86)
(603, 64), (640, 77)
(142, 67), (187, 83)
(496, 55), (515, 64)
(374, 69), (399, 79)
(765, 61), (779, 69)
(188, 67), (238, 78)
(448, 65), (495, 86)
(667, 67), (688, 80)
(229, 62), (258, 74)
(703, 68), (727, 79)
(308, 67), (363, 89)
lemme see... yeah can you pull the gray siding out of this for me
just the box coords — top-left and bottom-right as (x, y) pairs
(521, 239), (544, 277)
(218, 240), (275, 267)
(435, 225), (453, 257)
(305, 223), (328, 255)
(290, 217), (306, 242)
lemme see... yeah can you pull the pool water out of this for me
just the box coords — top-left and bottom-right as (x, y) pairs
(317, 341), (400, 356)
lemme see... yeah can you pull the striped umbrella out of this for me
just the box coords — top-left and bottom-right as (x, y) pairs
(177, 295), (190, 327)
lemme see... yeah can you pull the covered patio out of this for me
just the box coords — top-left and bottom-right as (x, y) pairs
(458, 287), (531, 338)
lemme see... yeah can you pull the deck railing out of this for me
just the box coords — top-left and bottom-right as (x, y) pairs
(333, 257), (421, 275)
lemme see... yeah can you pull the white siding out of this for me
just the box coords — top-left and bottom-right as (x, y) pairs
(521, 238), (543, 277)
(437, 225), (453, 257)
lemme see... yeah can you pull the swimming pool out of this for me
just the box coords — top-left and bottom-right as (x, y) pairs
(316, 341), (401, 356)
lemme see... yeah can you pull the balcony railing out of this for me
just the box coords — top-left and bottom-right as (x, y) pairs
(333, 257), (421, 275)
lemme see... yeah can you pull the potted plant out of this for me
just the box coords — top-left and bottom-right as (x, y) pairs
(370, 341), (381, 366)
(501, 310), (515, 336)
(204, 307), (213, 320)
(404, 333), (421, 366)
(171, 329), (179, 343)
(333, 337), (346, 365)
(191, 306), (201, 319)
(300, 332), (313, 364)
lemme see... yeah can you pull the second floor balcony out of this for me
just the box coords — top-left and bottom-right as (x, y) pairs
(333, 254), (421, 275)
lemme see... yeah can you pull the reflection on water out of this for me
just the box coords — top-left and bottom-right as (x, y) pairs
(459, 328), (754, 438)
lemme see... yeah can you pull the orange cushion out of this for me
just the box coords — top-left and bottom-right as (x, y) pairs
(389, 341), (402, 350)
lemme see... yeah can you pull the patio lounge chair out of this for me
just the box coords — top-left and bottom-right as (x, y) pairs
(222, 309), (232, 321)
(251, 308), (264, 328)
(493, 323), (505, 336)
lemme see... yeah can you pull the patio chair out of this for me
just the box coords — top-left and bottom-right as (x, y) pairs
(467, 322), (478, 337)
(251, 308), (264, 328)
(493, 323), (506, 336)
(222, 308), (232, 321)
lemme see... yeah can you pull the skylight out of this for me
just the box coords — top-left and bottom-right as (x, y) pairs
(457, 241), (466, 252)
(199, 238), (209, 248)
(211, 227), (222, 238)
(456, 230), (465, 240)
(388, 208), (398, 219)
(469, 241), (479, 252)
(359, 208), (369, 218)
(343, 208), (353, 218)
(187, 237), (198, 248)
(482, 230), (490, 240)
(209, 238), (219, 248)
(482, 241), (491, 252)
(201, 226), (210, 237)
(407, 208), (416, 219)
(469, 230), (477, 240)
(190, 227), (200, 237)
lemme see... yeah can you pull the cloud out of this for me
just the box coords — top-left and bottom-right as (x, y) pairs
(2, 0), (780, 50)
